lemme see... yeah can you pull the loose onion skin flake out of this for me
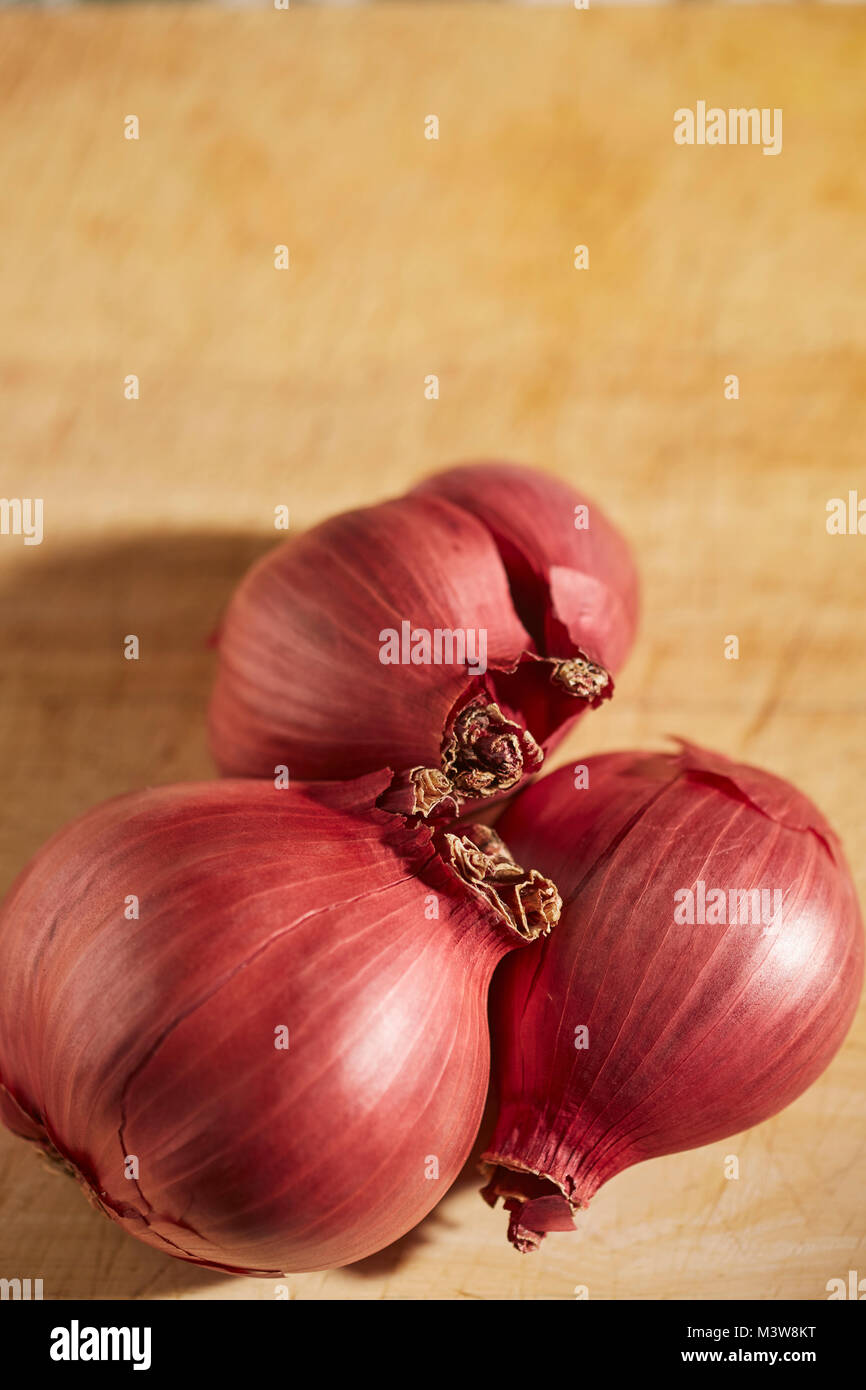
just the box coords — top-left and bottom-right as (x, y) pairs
(0, 774), (558, 1274)
(209, 461), (638, 817)
(481, 744), (864, 1252)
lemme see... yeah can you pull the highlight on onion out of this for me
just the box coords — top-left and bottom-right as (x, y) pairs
(411, 460), (638, 678)
(208, 461), (638, 816)
(0, 773), (559, 1274)
(481, 742), (864, 1252)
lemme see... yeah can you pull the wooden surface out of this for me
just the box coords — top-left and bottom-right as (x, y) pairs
(0, 5), (864, 1301)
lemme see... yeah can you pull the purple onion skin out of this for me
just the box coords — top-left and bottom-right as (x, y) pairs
(209, 462), (638, 807)
(482, 744), (864, 1251)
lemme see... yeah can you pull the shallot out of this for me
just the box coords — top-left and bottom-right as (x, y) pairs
(209, 462), (638, 815)
(481, 743), (864, 1251)
(0, 774), (558, 1273)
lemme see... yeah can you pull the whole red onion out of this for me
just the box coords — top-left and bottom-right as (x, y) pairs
(209, 462), (638, 816)
(482, 743), (864, 1251)
(0, 774), (559, 1274)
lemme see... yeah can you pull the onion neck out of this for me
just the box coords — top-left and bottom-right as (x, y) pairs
(404, 663), (612, 818)
(442, 699), (543, 800)
(480, 1163), (588, 1254)
(480, 1110), (617, 1252)
(408, 766), (455, 816)
(443, 824), (561, 941)
(551, 655), (610, 700)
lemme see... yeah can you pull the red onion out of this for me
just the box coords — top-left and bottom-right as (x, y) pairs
(208, 462), (638, 816)
(481, 743), (864, 1251)
(0, 774), (559, 1274)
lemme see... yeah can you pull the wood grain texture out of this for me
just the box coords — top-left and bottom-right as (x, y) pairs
(0, 5), (864, 1301)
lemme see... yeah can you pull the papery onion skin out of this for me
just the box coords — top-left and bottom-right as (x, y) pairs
(482, 744), (864, 1252)
(209, 493), (532, 785)
(412, 461), (639, 679)
(0, 773), (540, 1275)
(208, 464), (636, 806)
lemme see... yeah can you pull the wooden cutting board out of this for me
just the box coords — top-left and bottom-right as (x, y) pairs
(1, 5), (864, 1301)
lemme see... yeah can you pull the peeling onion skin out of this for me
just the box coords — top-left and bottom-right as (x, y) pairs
(208, 463), (637, 807)
(412, 461), (639, 679)
(482, 744), (864, 1252)
(0, 774), (538, 1275)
